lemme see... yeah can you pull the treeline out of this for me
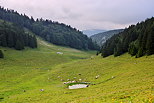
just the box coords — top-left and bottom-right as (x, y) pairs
(0, 50), (4, 58)
(0, 20), (37, 50)
(0, 6), (99, 50)
(101, 17), (154, 58)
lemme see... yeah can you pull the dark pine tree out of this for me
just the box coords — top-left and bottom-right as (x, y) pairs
(29, 35), (37, 48)
(136, 47), (144, 58)
(0, 50), (4, 58)
(7, 33), (14, 47)
(0, 34), (7, 47)
(15, 40), (24, 50)
(114, 42), (123, 57)
(146, 29), (154, 55)
(128, 42), (138, 56)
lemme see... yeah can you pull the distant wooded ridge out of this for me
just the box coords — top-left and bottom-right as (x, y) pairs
(90, 29), (124, 46)
(0, 6), (99, 50)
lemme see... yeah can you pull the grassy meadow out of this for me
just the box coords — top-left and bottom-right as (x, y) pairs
(0, 38), (154, 103)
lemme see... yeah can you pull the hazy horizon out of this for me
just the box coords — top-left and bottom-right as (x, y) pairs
(1, 0), (154, 30)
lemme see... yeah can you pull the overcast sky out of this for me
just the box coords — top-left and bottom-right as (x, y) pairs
(0, 0), (154, 30)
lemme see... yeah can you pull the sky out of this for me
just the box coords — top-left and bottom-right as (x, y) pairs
(0, 0), (154, 30)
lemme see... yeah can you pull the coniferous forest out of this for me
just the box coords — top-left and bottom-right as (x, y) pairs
(0, 6), (99, 50)
(0, 49), (4, 58)
(101, 17), (154, 58)
(0, 20), (37, 50)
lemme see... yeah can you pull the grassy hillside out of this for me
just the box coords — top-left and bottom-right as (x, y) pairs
(0, 37), (95, 102)
(51, 54), (154, 103)
(0, 37), (153, 103)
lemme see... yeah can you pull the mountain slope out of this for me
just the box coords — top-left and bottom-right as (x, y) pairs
(82, 29), (106, 37)
(0, 35), (95, 102)
(0, 6), (98, 50)
(101, 17), (154, 57)
(0, 28), (153, 103)
(90, 29), (124, 46)
(0, 49), (153, 102)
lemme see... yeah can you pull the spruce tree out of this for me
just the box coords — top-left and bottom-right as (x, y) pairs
(15, 40), (24, 50)
(0, 34), (7, 47)
(146, 23), (154, 55)
(0, 50), (4, 58)
(146, 32), (154, 55)
(33, 35), (37, 48)
(7, 33), (14, 47)
(128, 42), (138, 56)
(136, 47), (144, 58)
(114, 42), (123, 57)
(29, 36), (37, 48)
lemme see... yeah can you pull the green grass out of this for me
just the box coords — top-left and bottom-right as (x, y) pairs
(0, 38), (154, 103)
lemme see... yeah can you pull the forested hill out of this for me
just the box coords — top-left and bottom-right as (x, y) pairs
(0, 6), (99, 50)
(101, 17), (154, 58)
(82, 29), (106, 37)
(0, 20), (37, 50)
(90, 29), (124, 46)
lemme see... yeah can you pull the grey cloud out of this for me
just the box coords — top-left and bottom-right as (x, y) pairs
(0, 0), (154, 30)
